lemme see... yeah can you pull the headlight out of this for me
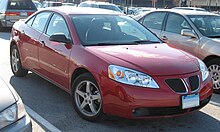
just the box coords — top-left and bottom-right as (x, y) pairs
(108, 65), (159, 88)
(197, 59), (209, 81)
(0, 98), (26, 129)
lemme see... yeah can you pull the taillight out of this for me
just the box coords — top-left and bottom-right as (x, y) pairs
(4, 12), (20, 16)
(27, 12), (34, 16)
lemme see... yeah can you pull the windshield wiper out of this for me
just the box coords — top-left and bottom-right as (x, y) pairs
(207, 35), (220, 38)
(133, 40), (162, 44)
(84, 40), (161, 46)
(85, 42), (139, 46)
(85, 43), (117, 46)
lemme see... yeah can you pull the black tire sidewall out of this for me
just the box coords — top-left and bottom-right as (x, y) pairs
(72, 73), (104, 122)
(10, 45), (28, 77)
(0, 22), (5, 32)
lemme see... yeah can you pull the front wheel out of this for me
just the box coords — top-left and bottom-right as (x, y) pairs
(207, 58), (220, 93)
(72, 73), (105, 122)
(10, 45), (28, 77)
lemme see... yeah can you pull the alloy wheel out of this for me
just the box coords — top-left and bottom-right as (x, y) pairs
(208, 64), (220, 90)
(75, 80), (102, 117)
(11, 48), (19, 73)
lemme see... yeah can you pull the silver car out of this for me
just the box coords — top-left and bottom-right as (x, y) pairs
(135, 10), (220, 93)
(0, 0), (37, 31)
(0, 77), (32, 131)
(172, 7), (206, 11)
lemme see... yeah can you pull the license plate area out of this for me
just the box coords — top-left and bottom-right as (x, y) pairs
(182, 93), (200, 109)
(20, 12), (27, 16)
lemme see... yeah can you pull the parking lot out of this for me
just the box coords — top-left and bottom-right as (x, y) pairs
(1, 29), (220, 132)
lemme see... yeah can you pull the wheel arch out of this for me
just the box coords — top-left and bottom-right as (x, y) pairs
(203, 55), (220, 64)
(70, 67), (99, 95)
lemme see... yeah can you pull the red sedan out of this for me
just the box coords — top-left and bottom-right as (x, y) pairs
(10, 7), (213, 121)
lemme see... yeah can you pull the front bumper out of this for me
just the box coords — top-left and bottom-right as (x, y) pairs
(101, 71), (213, 119)
(1, 19), (17, 27)
(1, 113), (32, 132)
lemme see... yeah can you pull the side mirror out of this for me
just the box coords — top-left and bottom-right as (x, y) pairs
(49, 33), (71, 44)
(181, 29), (197, 38)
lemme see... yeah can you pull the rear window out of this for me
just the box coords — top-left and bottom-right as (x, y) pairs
(50, 2), (62, 7)
(99, 5), (122, 12)
(7, 0), (37, 10)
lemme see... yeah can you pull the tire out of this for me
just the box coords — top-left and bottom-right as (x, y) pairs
(10, 45), (28, 77)
(72, 73), (105, 122)
(206, 58), (220, 94)
(0, 22), (5, 32)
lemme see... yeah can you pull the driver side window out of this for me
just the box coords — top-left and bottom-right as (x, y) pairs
(165, 13), (192, 34)
(46, 14), (70, 40)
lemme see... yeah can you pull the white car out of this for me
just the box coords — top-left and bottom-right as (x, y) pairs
(0, 77), (31, 131)
(172, 7), (206, 11)
(78, 1), (123, 13)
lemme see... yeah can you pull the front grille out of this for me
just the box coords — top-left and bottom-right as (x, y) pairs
(165, 79), (186, 93)
(189, 75), (200, 92)
(133, 107), (187, 117)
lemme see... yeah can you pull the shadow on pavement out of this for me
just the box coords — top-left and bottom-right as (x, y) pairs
(9, 73), (220, 132)
(211, 93), (220, 105)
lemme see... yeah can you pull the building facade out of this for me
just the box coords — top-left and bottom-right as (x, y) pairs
(185, 0), (220, 10)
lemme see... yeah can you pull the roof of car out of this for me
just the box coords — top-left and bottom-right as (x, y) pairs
(41, 7), (123, 15)
(81, 1), (116, 5)
(134, 9), (219, 21)
(172, 7), (206, 11)
(142, 9), (218, 16)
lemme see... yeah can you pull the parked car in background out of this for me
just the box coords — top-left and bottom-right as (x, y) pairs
(126, 7), (138, 15)
(0, 0), (37, 31)
(78, 1), (123, 13)
(62, 3), (76, 7)
(33, 0), (43, 9)
(172, 7), (206, 11)
(42, 1), (62, 8)
(0, 77), (32, 131)
(134, 7), (156, 16)
(135, 9), (220, 93)
(10, 7), (212, 121)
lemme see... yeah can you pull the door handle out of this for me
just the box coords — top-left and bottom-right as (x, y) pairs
(40, 41), (45, 47)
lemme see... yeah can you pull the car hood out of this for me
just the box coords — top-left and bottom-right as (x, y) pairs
(0, 78), (16, 112)
(86, 44), (199, 76)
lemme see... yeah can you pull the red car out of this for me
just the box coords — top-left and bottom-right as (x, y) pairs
(10, 7), (213, 121)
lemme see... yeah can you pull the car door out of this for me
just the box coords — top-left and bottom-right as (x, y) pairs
(140, 12), (167, 38)
(19, 12), (51, 70)
(38, 13), (72, 89)
(160, 13), (200, 56)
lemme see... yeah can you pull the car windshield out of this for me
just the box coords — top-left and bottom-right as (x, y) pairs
(71, 15), (161, 46)
(99, 5), (122, 12)
(188, 15), (220, 38)
(7, 0), (36, 10)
